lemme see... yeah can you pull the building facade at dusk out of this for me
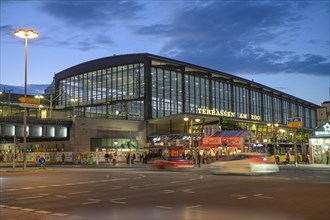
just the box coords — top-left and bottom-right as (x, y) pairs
(50, 53), (319, 152)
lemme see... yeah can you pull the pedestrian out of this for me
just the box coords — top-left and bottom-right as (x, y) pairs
(306, 152), (311, 164)
(285, 151), (291, 164)
(132, 153), (136, 164)
(104, 152), (110, 163)
(126, 153), (130, 164)
(197, 152), (201, 167)
(325, 149), (330, 165)
(61, 153), (65, 164)
(0, 152), (4, 163)
(112, 154), (116, 166)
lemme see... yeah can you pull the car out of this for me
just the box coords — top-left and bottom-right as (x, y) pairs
(148, 158), (195, 170)
(210, 153), (279, 175)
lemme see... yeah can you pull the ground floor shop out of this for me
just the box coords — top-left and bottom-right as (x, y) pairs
(309, 122), (330, 164)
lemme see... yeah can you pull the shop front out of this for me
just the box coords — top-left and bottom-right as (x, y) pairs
(309, 122), (330, 164)
(201, 130), (256, 160)
(148, 134), (195, 159)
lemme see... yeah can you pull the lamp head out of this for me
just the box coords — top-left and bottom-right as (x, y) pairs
(14, 29), (39, 39)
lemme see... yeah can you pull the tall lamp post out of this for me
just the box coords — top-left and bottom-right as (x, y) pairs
(14, 29), (39, 169)
(70, 98), (78, 118)
(35, 95), (44, 118)
(267, 123), (279, 163)
(184, 117), (200, 164)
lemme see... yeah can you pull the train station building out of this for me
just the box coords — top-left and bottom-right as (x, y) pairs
(0, 53), (321, 161)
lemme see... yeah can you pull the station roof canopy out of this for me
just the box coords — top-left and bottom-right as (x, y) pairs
(210, 130), (256, 138)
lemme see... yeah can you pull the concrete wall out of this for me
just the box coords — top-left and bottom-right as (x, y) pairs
(71, 117), (147, 152)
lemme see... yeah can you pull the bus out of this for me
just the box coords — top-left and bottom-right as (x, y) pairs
(267, 143), (308, 164)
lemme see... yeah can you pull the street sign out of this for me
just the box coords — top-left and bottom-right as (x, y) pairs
(287, 117), (302, 128)
(19, 103), (38, 108)
(18, 97), (39, 104)
(39, 157), (46, 165)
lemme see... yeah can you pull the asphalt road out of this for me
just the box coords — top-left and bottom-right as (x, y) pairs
(1, 166), (329, 220)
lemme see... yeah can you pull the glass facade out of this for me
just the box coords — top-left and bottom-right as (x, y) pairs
(58, 63), (145, 120)
(151, 67), (183, 118)
(55, 54), (317, 129)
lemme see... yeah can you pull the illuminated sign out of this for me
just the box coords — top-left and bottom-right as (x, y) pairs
(287, 117), (302, 128)
(202, 137), (242, 147)
(197, 108), (261, 121)
(315, 123), (330, 136)
(19, 97), (39, 104)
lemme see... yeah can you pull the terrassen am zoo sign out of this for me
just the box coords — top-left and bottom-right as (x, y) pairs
(197, 108), (261, 121)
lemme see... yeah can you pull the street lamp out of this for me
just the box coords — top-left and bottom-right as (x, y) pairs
(267, 123), (279, 162)
(35, 95), (44, 118)
(14, 29), (39, 169)
(183, 116), (200, 164)
(70, 98), (78, 118)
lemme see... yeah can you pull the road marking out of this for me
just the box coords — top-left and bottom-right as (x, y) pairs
(254, 194), (273, 199)
(21, 208), (36, 212)
(82, 199), (101, 205)
(183, 189), (195, 194)
(55, 195), (68, 198)
(35, 210), (52, 214)
(171, 180), (184, 184)
(111, 197), (126, 204)
(22, 187), (35, 190)
(254, 194), (263, 196)
(38, 193), (49, 196)
(51, 184), (61, 187)
(231, 194), (245, 197)
(64, 183), (74, 186)
(155, 206), (173, 209)
(163, 190), (175, 194)
(6, 188), (19, 191)
(199, 175), (203, 179)
(1, 205), (71, 217)
(230, 194), (249, 199)
(16, 196), (44, 200)
(76, 181), (86, 184)
(51, 213), (69, 217)
(36, 186), (48, 188)
(186, 205), (202, 209)
(8, 206), (22, 209)
(129, 186), (140, 190)
(69, 191), (91, 195)
(257, 196), (273, 199)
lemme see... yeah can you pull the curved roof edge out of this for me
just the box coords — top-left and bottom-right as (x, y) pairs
(54, 53), (320, 108)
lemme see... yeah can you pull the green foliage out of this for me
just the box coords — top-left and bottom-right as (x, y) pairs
(295, 128), (311, 143)
(221, 118), (243, 130)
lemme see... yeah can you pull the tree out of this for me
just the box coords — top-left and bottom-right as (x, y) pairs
(220, 118), (243, 130)
(295, 128), (311, 143)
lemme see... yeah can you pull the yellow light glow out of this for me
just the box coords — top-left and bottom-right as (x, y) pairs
(14, 29), (39, 39)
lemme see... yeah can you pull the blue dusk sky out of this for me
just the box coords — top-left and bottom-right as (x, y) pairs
(1, 0), (329, 105)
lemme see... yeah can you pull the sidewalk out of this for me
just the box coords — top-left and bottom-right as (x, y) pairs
(0, 162), (148, 173)
(1, 162), (329, 173)
(279, 163), (330, 170)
